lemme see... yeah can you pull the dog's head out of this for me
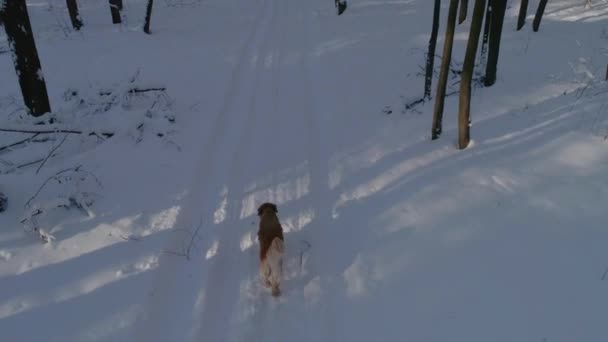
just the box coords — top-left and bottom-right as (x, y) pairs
(257, 202), (278, 217)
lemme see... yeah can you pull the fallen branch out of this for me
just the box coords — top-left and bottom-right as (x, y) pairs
(25, 165), (82, 208)
(0, 133), (40, 152)
(162, 217), (204, 261)
(185, 218), (204, 260)
(17, 158), (44, 169)
(100, 87), (166, 96)
(0, 127), (114, 138)
(36, 134), (69, 174)
(129, 87), (166, 94)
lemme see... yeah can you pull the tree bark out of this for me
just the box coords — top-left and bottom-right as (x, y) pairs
(479, 0), (492, 67)
(458, 0), (486, 149)
(532, 0), (548, 32)
(459, 0), (469, 24)
(144, 0), (154, 34)
(484, 0), (506, 87)
(66, 0), (83, 30)
(1, 0), (52, 117)
(431, 0), (459, 140)
(109, 0), (122, 24)
(424, 0), (441, 99)
(517, 0), (528, 30)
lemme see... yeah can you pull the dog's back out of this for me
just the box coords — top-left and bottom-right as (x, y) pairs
(257, 202), (284, 296)
(257, 203), (284, 261)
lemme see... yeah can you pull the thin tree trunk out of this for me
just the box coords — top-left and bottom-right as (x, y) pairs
(431, 0), (460, 140)
(144, 0), (154, 34)
(66, 0), (83, 30)
(458, 0), (486, 149)
(1, 0), (52, 117)
(517, 0), (528, 30)
(109, 0), (122, 24)
(532, 0), (548, 32)
(479, 0), (492, 67)
(459, 0), (469, 24)
(484, 0), (506, 87)
(424, 0), (441, 99)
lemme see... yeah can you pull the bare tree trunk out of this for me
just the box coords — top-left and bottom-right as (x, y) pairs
(109, 0), (122, 24)
(458, 0), (486, 149)
(431, 0), (459, 140)
(66, 0), (83, 30)
(484, 0), (506, 87)
(479, 0), (491, 67)
(1, 0), (52, 117)
(144, 0), (154, 34)
(459, 0), (469, 24)
(517, 0), (528, 30)
(424, 0), (441, 99)
(532, 0), (548, 32)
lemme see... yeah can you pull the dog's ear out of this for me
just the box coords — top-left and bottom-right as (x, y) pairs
(257, 204), (264, 216)
(271, 203), (278, 213)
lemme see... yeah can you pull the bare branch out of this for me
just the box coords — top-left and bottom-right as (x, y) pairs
(25, 165), (82, 208)
(35, 133), (69, 174)
(0, 127), (113, 138)
(0, 133), (40, 152)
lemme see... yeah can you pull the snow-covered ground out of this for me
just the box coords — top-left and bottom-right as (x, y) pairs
(1, 0), (607, 341)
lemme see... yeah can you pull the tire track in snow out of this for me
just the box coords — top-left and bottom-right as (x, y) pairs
(232, 0), (290, 340)
(193, 0), (282, 340)
(297, 0), (338, 339)
(133, 0), (276, 340)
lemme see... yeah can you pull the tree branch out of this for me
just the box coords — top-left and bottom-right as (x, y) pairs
(0, 127), (114, 138)
(0, 133), (40, 152)
(35, 133), (69, 174)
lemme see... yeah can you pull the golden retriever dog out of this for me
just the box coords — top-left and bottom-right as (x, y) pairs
(257, 202), (284, 296)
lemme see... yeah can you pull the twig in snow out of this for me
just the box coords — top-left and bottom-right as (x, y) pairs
(0, 133), (41, 152)
(99, 87), (167, 97)
(162, 217), (204, 261)
(601, 267), (608, 281)
(0, 127), (113, 138)
(185, 218), (204, 261)
(17, 158), (44, 169)
(36, 134), (69, 174)
(25, 165), (82, 208)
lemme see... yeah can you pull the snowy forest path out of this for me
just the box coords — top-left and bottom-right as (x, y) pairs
(134, 0), (331, 340)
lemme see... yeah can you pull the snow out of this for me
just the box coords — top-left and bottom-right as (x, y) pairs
(1, 0), (607, 341)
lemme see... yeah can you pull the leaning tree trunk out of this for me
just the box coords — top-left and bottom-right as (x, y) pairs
(458, 0), (486, 149)
(484, 0), (506, 87)
(517, 0), (528, 30)
(431, 0), (459, 140)
(109, 0), (122, 24)
(532, 0), (548, 32)
(1, 0), (52, 117)
(66, 0), (83, 30)
(424, 0), (441, 100)
(459, 0), (469, 24)
(143, 0), (154, 34)
(479, 0), (492, 67)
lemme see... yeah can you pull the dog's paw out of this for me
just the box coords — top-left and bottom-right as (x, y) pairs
(271, 286), (281, 297)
